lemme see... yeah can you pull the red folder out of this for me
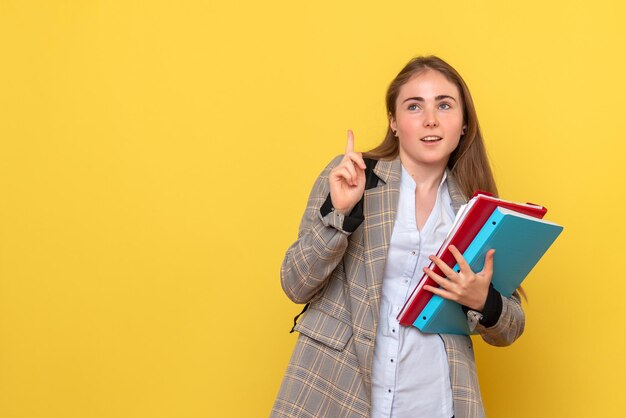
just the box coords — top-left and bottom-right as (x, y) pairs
(397, 192), (548, 326)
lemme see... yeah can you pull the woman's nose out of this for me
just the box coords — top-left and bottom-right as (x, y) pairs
(423, 109), (439, 127)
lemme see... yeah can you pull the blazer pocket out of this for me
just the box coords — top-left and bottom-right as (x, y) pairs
(294, 307), (353, 351)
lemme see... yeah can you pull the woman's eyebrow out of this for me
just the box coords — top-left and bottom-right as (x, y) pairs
(402, 95), (458, 103)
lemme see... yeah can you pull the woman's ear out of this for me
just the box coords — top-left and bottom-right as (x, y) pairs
(389, 112), (397, 133)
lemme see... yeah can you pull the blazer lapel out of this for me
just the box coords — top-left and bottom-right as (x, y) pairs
(362, 156), (402, 331)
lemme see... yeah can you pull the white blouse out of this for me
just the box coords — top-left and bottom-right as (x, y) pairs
(371, 165), (455, 418)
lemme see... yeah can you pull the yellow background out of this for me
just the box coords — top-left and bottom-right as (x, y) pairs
(1, 1), (624, 417)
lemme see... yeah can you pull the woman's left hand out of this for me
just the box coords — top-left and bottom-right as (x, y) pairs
(423, 245), (494, 312)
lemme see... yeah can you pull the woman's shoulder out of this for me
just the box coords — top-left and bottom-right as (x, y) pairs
(319, 154), (381, 175)
(327, 154), (384, 167)
(327, 154), (344, 167)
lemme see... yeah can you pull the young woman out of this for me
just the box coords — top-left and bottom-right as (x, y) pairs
(272, 56), (525, 418)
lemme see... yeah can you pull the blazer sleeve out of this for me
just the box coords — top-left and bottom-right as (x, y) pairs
(280, 155), (356, 304)
(470, 291), (525, 347)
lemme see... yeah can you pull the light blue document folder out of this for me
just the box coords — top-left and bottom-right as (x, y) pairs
(414, 207), (563, 335)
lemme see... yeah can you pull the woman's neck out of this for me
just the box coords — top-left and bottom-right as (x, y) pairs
(400, 155), (448, 194)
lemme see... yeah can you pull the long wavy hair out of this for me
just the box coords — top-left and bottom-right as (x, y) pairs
(363, 55), (498, 199)
(364, 56), (529, 301)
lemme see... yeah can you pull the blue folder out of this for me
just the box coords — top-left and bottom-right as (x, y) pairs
(414, 207), (563, 335)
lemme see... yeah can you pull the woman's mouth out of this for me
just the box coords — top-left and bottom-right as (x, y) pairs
(420, 136), (442, 142)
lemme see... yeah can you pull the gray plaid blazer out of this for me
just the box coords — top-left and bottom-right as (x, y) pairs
(272, 155), (525, 418)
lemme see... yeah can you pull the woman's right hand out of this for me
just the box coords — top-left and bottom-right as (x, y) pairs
(328, 130), (367, 215)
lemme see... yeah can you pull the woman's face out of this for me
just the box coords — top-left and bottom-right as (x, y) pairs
(390, 69), (466, 170)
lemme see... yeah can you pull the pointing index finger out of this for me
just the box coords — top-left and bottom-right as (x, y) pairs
(344, 130), (366, 170)
(345, 129), (354, 154)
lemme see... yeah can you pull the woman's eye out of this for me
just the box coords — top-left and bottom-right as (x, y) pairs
(439, 102), (452, 110)
(408, 104), (418, 111)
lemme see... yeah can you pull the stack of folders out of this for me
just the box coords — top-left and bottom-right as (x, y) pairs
(397, 192), (564, 335)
